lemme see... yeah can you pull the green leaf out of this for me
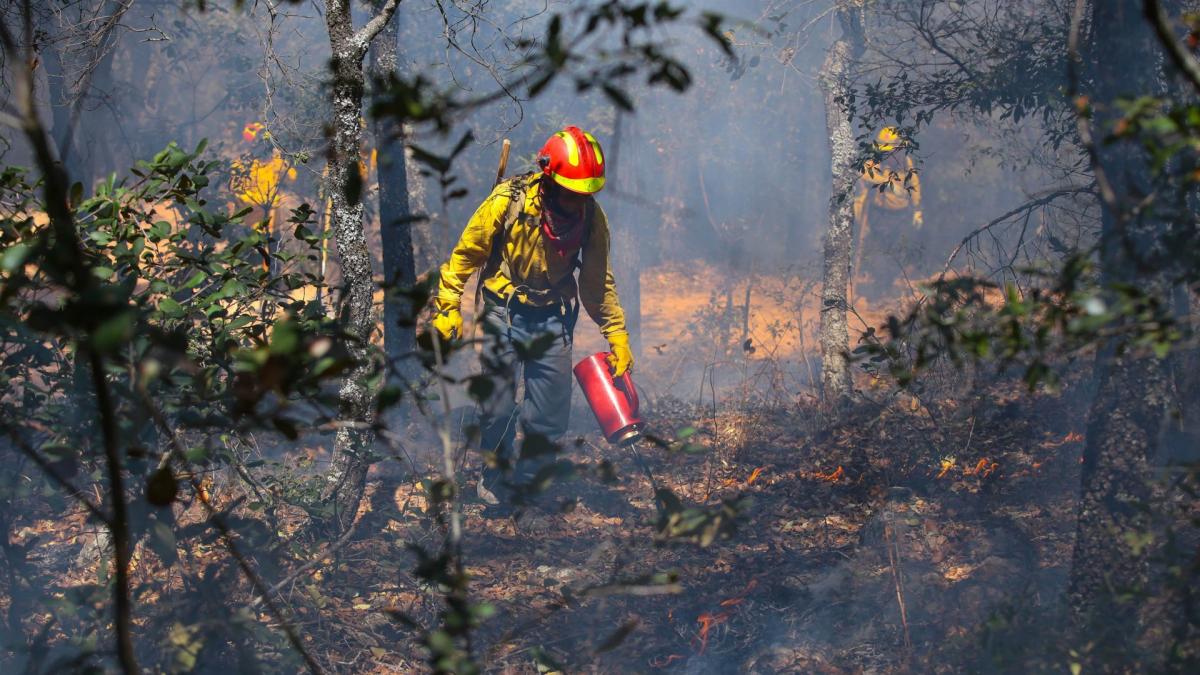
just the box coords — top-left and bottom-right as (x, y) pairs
(158, 297), (184, 318)
(182, 270), (207, 290)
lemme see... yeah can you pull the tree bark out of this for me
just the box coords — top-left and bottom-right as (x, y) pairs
(369, 6), (416, 373)
(1068, 0), (1169, 657)
(319, 0), (399, 535)
(817, 5), (863, 403)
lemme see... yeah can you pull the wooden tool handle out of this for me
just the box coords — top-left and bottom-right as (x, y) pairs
(493, 139), (511, 187)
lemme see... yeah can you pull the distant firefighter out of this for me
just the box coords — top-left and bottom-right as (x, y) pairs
(852, 126), (923, 283)
(431, 126), (632, 509)
(231, 122), (297, 209)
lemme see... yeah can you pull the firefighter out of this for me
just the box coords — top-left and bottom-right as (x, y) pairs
(431, 126), (632, 506)
(852, 126), (923, 285)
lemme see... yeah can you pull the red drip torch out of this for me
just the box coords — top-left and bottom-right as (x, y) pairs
(574, 352), (642, 445)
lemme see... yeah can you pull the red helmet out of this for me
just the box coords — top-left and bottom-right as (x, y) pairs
(537, 126), (605, 194)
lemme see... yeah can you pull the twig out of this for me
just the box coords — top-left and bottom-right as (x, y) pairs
(940, 187), (1090, 278)
(89, 349), (138, 675)
(259, 521), (359, 601)
(883, 517), (912, 651)
(139, 391), (325, 675)
(2, 426), (107, 524)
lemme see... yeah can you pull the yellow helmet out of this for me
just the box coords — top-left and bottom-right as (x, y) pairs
(875, 126), (901, 152)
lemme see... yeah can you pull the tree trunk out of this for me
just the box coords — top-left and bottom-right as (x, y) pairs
(1068, 0), (1169, 658)
(319, 0), (398, 535)
(816, 5), (862, 404)
(369, 8), (417, 373)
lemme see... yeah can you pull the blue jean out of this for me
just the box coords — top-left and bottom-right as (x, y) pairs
(477, 295), (574, 489)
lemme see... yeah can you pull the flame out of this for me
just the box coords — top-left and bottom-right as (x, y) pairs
(814, 466), (844, 482)
(231, 153), (297, 208)
(694, 610), (732, 654)
(1064, 431), (1084, 442)
(242, 122), (266, 143)
(746, 467), (765, 485)
(963, 457), (998, 478)
(692, 579), (758, 654)
(936, 457), (957, 479)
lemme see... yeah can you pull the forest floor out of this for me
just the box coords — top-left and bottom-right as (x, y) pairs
(312, 373), (1087, 674)
(7, 265), (1108, 673)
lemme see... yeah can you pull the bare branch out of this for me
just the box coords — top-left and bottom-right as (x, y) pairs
(941, 186), (1093, 276)
(354, 0), (402, 53)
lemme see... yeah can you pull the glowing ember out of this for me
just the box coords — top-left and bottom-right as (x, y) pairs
(1064, 431), (1084, 442)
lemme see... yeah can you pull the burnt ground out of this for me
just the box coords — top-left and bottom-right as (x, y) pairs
(308, 376), (1089, 674)
(8, 372), (1139, 674)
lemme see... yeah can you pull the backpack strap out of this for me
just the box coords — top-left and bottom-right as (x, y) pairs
(470, 175), (531, 339)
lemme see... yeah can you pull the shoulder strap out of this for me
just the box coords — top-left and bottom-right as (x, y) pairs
(474, 174), (532, 310)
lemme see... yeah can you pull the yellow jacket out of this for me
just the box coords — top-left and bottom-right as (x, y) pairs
(854, 155), (922, 214)
(436, 174), (627, 339)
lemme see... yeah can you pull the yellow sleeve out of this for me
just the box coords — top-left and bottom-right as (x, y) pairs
(435, 185), (512, 311)
(577, 205), (627, 339)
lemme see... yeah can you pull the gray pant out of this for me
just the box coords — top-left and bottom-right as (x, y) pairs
(477, 296), (574, 491)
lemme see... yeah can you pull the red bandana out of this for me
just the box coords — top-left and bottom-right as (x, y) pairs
(538, 184), (590, 256)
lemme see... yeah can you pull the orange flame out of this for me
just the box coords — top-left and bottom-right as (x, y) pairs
(936, 458), (955, 479)
(694, 610), (732, 654)
(746, 467), (765, 485)
(963, 458), (998, 478)
(1064, 431), (1084, 442)
(814, 466), (844, 482)
(692, 579), (758, 654)
(242, 122), (265, 143)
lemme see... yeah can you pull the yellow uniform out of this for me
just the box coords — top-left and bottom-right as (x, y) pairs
(852, 155), (923, 274)
(435, 173), (627, 340)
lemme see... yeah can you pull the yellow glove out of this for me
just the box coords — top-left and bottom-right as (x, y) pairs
(606, 333), (633, 377)
(912, 210), (924, 228)
(432, 308), (463, 341)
